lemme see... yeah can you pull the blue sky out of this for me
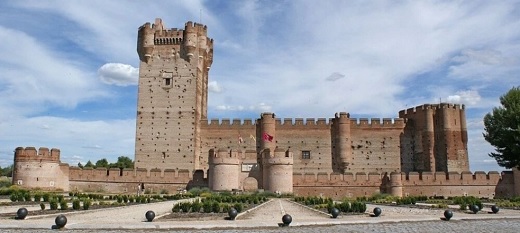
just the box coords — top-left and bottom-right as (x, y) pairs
(0, 1), (519, 172)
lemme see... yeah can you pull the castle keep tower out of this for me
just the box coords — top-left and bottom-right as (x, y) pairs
(135, 19), (214, 173)
(399, 104), (469, 173)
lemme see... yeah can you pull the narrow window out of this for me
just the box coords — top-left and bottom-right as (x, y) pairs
(302, 151), (311, 159)
(165, 78), (171, 86)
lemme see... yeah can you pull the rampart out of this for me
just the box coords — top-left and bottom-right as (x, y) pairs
(293, 170), (517, 200)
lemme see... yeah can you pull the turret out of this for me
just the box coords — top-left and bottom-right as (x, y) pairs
(262, 148), (293, 193)
(334, 112), (352, 173)
(208, 148), (240, 191)
(388, 172), (404, 197)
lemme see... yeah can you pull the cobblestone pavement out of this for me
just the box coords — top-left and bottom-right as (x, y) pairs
(1, 219), (519, 232)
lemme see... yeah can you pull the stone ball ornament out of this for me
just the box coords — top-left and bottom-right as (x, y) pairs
(373, 207), (382, 217)
(330, 208), (340, 218)
(228, 208), (238, 220)
(54, 214), (67, 229)
(145, 210), (155, 222)
(491, 205), (499, 214)
(281, 214), (292, 226)
(16, 207), (28, 220)
(443, 209), (453, 220)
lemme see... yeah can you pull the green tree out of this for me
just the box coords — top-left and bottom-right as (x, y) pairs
(112, 156), (134, 169)
(483, 86), (520, 169)
(77, 162), (84, 169)
(84, 160), (95, 168)
(0, 165), (13, 177)
(95, 158), (109, 168)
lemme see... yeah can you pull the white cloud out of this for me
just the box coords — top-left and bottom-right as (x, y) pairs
(98, 63), (138, 86)
(447, 90), (482, 105)
(208, 81), (222, 93)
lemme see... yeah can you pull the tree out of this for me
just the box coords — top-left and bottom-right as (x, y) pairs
(483, 86), (520, 169)
(111, 156), (134, 169)
(84, 160), (95, 168)
(77, 162), (83, 169)
(0, 165), (13, 177)
(95, 158), (109, 168)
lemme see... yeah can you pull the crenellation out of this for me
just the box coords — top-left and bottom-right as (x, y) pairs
(371, 118), (381, 125)
(305, 118), (316, 125)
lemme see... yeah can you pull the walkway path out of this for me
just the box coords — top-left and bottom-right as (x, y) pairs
(0, 198), (519, 231)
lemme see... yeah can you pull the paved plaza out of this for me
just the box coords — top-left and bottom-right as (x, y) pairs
(0, 198), (519, 232)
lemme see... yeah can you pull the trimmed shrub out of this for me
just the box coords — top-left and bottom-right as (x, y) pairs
(59, 200), (68, 210)
(83, 199), (91, 210)
(72, 199), (81, 210)
(50, 199), (58, 210)
(42, 193), (51, 202)
(191, 201), (202, 212)
(233, 203), (243, 213)
(40, 203), (45, 210)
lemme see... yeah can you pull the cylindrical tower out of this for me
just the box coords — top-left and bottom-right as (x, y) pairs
(12, 147), (69, 191)
(263, 148), (293, 194)
(183, 21), (198, 60)
(388, 172), (404, 197)
(423, 105), (435, 172)
(335, 112), (352, 173)
(137, 22), (155, 62)
(208, 148), (240, 191)
(259, 113), (276, 190)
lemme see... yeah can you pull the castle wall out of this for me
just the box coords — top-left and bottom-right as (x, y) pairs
(200, 119), (256, 172)
(348, 118), (405, 174)
(68, 166), (200, 194)
(274, 118), (333, 175)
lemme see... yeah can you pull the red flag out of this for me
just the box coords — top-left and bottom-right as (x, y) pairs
(262, 132), (273, 142)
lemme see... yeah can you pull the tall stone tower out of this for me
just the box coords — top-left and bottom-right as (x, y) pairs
(135, 19), (213, 173)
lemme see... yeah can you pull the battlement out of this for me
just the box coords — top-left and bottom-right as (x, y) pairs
(399, 103), (465, 116)
(208, 148), (240, 165)
(275, 118), (331, 126)
(203, 118), (256, 126)
(185, 21), (208, 33)
(14, 146), (60, 162)
(350, 118), (405, 127)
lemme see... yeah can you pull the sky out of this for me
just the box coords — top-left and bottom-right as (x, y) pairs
(0, 0), (519, 172)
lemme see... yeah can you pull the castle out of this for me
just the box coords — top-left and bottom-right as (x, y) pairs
(12, 19), (520, 199)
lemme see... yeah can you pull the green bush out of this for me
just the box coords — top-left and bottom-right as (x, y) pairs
(9, 192), (18, 202)
(123, 195), (128, 203)
(33, 193), (42, 202)
(49, 199), (58, 210)
(211, 201), (220, 213)
(83, 199), (91, 210)
(72, 199), (81, 210)
(42, 193), (51, 202)
(233, 203), (243, 213)
(180, 202), (191, 213)
(191, 201), (202, 212)
(40, 203), (45, 210)
(203, 201), (212, 213)
(59, 200), (68, 210)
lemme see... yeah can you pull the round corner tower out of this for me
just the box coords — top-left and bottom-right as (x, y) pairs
(12, 147), (69, 191)
(262, 148), (293, 194)
(208, 148), (240, 191)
